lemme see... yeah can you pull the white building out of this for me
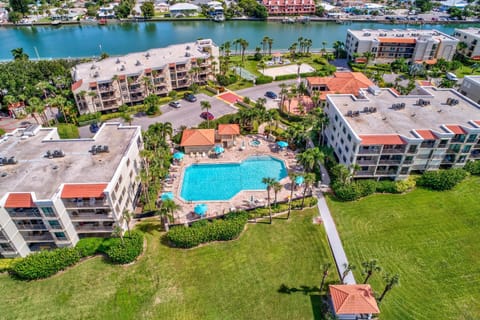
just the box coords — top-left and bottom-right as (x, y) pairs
(0, 123), (143, 257)
(169, 3), (200, 17)
(453, 28), (480, 60)
(324, 86), (480, 180)
(459, 75), (480, 104)
(345, 29), (459, 63)
(71, 39), (219, 114)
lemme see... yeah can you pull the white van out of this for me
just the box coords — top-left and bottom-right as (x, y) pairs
(446, 72), (459, 81)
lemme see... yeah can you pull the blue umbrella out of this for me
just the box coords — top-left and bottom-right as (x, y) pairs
(161, 192), (174, 201)
(295, 176), (304, 185)
(277, 141), (288, 148)
(173, 152), (184, 160)
(194, 203), (208, 215)
(214, 145), (225, 154)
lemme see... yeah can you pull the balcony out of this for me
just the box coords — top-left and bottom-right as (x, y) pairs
(69, 213), (114, 221)
(375, 170), (397, 176)
(15, 224), (47, 230)
(74, 225), (114, 233)
(356, 159), (377, 165)
(378, 159), (402, 165)
(129, 86), (143, 93)
(358, 147), (380, 155)
(64, 199), (109, 209)
(99, 86), (114, 93)
(22, 234), (55, 242)
(355, 171), (375, 177)
(381, 147), (406, 154)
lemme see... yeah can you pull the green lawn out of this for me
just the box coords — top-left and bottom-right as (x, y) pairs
(56, 123), (79, 139)
(327, 177), (480, 320)
(0, 209), (337, 320)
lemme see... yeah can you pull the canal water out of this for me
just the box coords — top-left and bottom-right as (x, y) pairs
(0, 21), (471, 60)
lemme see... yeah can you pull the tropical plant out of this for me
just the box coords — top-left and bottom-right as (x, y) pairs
(287, 172), (299, 219)
(320, 262), (332, 292)
(296, 148), (324, 172)
(361, 259), (382, 284)
(272, 181), (282, 207)
(301, 173), (316, 209)
(378, 273), (400, 303)
(200, 100), (212, 128)
(122, 210), (133, 236)
(261, 177), (277, 224)
(341, 262), (355, 283)
(112, 225), (124, 245)
(11, 48), (29, 60)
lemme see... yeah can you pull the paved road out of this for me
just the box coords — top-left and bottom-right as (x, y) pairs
(316, 191), (356, 285)
(236, 80), (296, 110)
(79, 93), (237, 138)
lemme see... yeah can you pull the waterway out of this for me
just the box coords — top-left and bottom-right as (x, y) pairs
(0, 21), (472, 60)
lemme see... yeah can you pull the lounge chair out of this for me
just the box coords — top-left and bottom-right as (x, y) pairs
(202, 152), (206, 158)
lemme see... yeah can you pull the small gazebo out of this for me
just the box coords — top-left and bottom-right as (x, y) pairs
(329, 284), (380, 320)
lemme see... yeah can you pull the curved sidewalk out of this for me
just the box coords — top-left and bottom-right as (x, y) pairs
(316, 190), (356, 285)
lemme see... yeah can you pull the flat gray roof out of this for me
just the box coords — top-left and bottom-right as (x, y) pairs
(464, 75), (480, 84)
(348, 28), (457, 42)
(455, 27), (480, 37)
(329, 87), (480, 138)
(72, 39), (215, 92)
(0, 123), (140, 199)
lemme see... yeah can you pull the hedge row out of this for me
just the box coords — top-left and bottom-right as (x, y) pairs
(10, 248), (81, 280)
(332, 177), (416, 202)
(166, 212), (249, 248)
(0, 258), (21, 273)
(464, 160), (480, 175)
(248, 197), (318, 219)
(417, 168), (467, 191)
(255, 75), (273, 85)
(8, 232), (144, 280)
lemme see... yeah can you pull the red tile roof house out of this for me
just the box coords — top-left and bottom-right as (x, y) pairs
(282, 95), (314, 116)
(306, 72), (374, 100)
(217, 124), (240, 148)
(329, 284), (380, 320)
(180, 129), (216, 154)
(262, 0), (316, 15)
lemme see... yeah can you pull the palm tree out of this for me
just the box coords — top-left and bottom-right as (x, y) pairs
(239, 39), (249, 65)
(261, 177), (277, 224)
(159, 121), (173, 141)
(267, 37), (273, 56)
(272, 181), (282, 207)
(321, 41), (327, 56)
(11, 48), (29, 60)
(121, 112), (133, 125)
(112, 225), (124, 245)
(296, 147), (324, 172)
(304, 39), (313, 55)
(258, 60), (266, 74)
(361, 259), (382, 284)
(297, 37), (304, 55)
(262, 36), (269, 55)
(301, 173), (315, 209)
(122, 210), (133, 236)
(332, 41), (345, 59)
(158, 199), (181, 227)
(378, 273), (400, 303)
(287, 172), (299, 219)
(200, 100), (212, 128)
(320, 262), (332, 292)
(341, 263), (356, 283)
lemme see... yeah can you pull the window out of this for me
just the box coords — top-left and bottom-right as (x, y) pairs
(41, 207), (55, 217)
(342, 127), (346, 134)
(340, 138), (344, 145)
(54, 232), (67, 240)
(126, 158), (131, 167)
(467, 134), (477, 143)
(347, 134), (351, 142)
(334, 114), (338, 122)
(462, 145), (471, 153)
(48, 220), (61, 229)
(407, 145), (418, 153)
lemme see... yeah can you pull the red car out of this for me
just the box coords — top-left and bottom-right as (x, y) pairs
(200, 112), (214, 120)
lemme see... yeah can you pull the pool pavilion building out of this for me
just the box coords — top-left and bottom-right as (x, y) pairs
(180, 125), (241, 154)
(0, 123), (143, 257)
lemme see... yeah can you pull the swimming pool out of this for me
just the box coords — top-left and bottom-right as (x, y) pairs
(180, 155), (288, 201)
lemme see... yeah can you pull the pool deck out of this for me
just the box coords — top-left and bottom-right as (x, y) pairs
(162, 135), (305, 224)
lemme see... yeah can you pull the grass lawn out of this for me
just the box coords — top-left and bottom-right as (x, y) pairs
(455, 65), (480, 78)
(327, 177), (480, 320)
(56, 123), (79, 139)
(0, 209), (337, 320)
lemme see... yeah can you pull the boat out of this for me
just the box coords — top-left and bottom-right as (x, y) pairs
(51, 20), (61, 26)
(281, 17), (295, 24)
(213, 14), (225, 22)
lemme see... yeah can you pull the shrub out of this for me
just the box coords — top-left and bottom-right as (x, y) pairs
(332, 182), (359, 201)
(417, 168), (468, 191)
(395, 176), (416, 193)
(255, 75), (273, 85)
(166, 212), (248, 248)
(464, 160), (480, 175)
(247, 197), (318, 219)
(275, 74), (298, 81)
(75, 237), (104, 257)
(375, 180), (398, 193)
(356, 180), (377, 197)
(0, 259), (21, 273)
(10, 248), (80, 280)
(105, 231), (144, 264)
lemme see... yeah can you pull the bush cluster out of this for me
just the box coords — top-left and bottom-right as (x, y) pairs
(216, 74), (238, 86)
(10, 248), (80, 280)
(255, 75), (273, 85)
(75, 237), (105, 258)
(166, 212), (248, 248)
(0, 259), (21, 273)
(105, 232), (144, 264)
(332, 177), (416, 201)
(464, 160), (480, 175)
(417, 168), (468, 191)
(248, 197), (318, 219)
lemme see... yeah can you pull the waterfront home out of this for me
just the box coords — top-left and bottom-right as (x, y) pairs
(329, 284), (380, 320)
(169, 3), (201, 17)
(71, 39), (219, 114)
(324, 86), (480, 180)
(261, 0), (316, 16)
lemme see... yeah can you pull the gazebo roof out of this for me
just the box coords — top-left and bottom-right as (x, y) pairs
(180, 129), (215, 146)
(329, 284), (380, 315)
(218, 124), (240, 135)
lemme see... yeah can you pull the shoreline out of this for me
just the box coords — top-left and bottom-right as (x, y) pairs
(1, 16), (478, 28)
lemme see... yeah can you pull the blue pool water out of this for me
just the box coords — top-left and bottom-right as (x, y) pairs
(180, 155), (288, 201)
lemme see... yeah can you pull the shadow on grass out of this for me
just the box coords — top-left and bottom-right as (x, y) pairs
(278, 283), (320, 295)
(278, 284), (333, 320)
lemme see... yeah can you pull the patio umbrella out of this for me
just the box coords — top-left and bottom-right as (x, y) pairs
(213, 145), (225, 154)
(277, 141), (288, 148)
(194, 203), (208, 215)
(295, 176), (304, 185)
(173, 152), (184, 160)
(160, 192), (174, 201)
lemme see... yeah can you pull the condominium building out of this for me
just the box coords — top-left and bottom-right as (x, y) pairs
(324, 86), (480, 180)
(459, 76), (480, 104)
(345, 29), (458, 63)
(71, 39), (219, 114)
(0, 123), (143, 257)
(261, 0), (316, 15)
(453, 28), (480, 60)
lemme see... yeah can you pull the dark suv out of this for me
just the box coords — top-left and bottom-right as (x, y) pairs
(265, 91), (277, 99)
(184, 93), (197, 102)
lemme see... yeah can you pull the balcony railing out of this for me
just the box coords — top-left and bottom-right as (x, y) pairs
(70, 214), (114, 221)
(99, 86), (114, 93)
(378, 160), (402, 165)
(23, 235), (55, 242)
(74, 225), (114, 232)
(358, 148), (380, 154)
(356, 159), (377, 165)
(381, 148), (406, 154)
(355, 171), (375, 176)
(375, 170), (398, 176)
(64, 199), (109, 209)
(15, 224), (47, 230)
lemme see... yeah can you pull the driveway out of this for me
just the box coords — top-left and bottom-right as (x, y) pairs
(236, 80), (296, 110)
(79, 93), (236, 138)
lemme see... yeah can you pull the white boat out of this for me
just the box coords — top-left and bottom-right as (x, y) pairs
(213, 14), (225, 22)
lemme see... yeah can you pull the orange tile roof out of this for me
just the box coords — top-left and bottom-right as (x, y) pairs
(61, 183), (108, 199)
(218, 124), (240, 135)
(360, 134), (406, 145)
(471, 56), (480, 61)
(89, 82), (97, 88)
(307, 72), (373, 100)
(474, 120), (480, 126)
(4, 193), (35, 208)
(180, 129), (215, 147)
(8, 101), (25, 110)
(71, 79), (83, 91)
(329, 284), (380, 315)
(378, 37), (416, 44)
(445, 125), (466, 135)
(144, 68), (152, 73)
(416, 130), (437, 140)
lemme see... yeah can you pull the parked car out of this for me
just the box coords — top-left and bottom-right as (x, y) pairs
(89, 123), (100, 133)
(200, 111), (214, 120)
(169, 101), (181, 108)
(265, 91), (277, 99)
(184, 93), (197, 102)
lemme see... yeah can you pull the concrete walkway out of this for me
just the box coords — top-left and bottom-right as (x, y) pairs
(315, 190), (356, 285)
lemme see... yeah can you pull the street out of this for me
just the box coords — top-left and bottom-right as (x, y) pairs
(236, 80), (296, 109)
